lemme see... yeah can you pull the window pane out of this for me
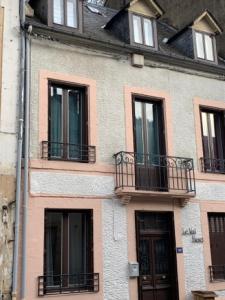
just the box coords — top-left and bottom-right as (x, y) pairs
(196, 32), (205, 59)
(133, 15), (143, 44)
(69, 89), (84, 159)
(146, 103), (159, 156)
(143, 18), (154, 47)
(69, 213), (89, 276)
(205, 34), (214, 61)
(45, 212), (62, 286)
(67, 0), (78, 28)
(135, 101), (144, 162)
(50, 87), (62, 157)
(53, 0), (64, 25)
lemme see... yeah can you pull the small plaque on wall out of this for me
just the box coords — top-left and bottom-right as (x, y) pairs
(176, 247), (183, 254)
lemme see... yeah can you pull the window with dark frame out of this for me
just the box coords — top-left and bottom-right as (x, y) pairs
(195, 31), (216, 62)
(42, 210), (96, 295)
(53, 0), (78, 28)
(132, 14), (155, 48)
(208, 213), (225, 281)
(200, 108), (225, 173)
(45, 82), (94, 162)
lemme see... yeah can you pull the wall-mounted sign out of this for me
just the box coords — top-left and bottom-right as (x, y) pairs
(182, 228), (203, 243)
(182, 228), (196, 236)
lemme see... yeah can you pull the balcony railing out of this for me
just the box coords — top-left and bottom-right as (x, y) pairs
(114, 152), (196, 193)
(200, 157), (225, 174)
(38, 273), (99, 296)
(209, 265), (225, 282)
(42, 141), (96, 163)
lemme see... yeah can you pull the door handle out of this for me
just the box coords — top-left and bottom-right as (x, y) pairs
(162, 275), (166, 279)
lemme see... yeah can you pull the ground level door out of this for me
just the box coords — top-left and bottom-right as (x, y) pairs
(136, 212), (178, 300)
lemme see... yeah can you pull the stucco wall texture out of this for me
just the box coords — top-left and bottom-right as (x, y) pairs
(27, 37), (225, 300)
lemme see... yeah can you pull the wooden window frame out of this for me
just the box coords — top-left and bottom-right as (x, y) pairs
(193, 29), (218, 64)
(200, 107), (225, 173)
(44, 209), (93, 280)
(48, 81), (88, 161)
(48, 0), (83, 33)
(129, 12), (158, 50)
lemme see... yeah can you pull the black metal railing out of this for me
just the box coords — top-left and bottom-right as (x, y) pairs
(209, 265), (225, 282)
(42, 141), (96, 163)
(38, 273), (99, 296)
(114, 152), (196, 193)
(200, 157), (225, 174)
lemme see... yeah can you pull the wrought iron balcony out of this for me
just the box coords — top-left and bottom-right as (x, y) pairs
(209, 265), (225, 282)
(42, 141), (96, 163)
(114, 152), (196, 195)
(38, 273), (99, 296)
(200, 157), (225, 174)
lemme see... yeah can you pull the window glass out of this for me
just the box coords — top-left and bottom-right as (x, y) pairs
(44, 211), (92, 288)
(67, 0), (78, 28)
(133, 15), (143, 44)
(49, 84), (87, 161)
(196, 32), (205, 59)
(143, 18), (154, 47)
(205, 34), (214, 61)
(53, 0), (64, 25)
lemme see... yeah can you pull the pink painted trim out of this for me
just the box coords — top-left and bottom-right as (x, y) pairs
(25, 197), (103, 300)
(193, 97), (225, 180)
(127, 201), (185, 300)
(124, 86), (174, 155)
(39, 69), (97, 152)
(30, 159), (114, 174)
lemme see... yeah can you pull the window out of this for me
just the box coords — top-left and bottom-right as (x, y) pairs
(43, 83), (95, 162)
(200, 109), (225, 173)
(208, 213), (225, 281)
(53, 0), (78, 28)
(195, 31), (216, 62)
(39, 210), (99, 295)
(132, 14), (155, 47)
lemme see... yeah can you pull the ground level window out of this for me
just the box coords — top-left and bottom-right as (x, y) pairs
(38, 210), (99, 296)
(208, 213), (225, 281)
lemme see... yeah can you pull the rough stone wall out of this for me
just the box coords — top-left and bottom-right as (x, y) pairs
(0, 0), (20, 299)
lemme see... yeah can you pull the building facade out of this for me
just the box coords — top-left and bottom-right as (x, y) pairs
(20, 0), (225, 299)
(0, 0), (20, 299)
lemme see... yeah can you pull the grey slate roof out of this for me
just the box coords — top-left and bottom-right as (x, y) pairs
(27, 1), (225, 72)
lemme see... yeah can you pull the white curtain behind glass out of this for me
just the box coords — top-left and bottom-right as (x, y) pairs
(53, 0), (64, 24)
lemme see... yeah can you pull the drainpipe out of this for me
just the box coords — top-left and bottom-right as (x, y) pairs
(12, 0), (25, 299)
(21, 27), (31, 300)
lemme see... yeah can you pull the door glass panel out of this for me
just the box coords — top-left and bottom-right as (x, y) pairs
(143, 18), (154, 47)
(67, 0), (78, 28)
(50, 87), (63, 157)
(133, 15), (143, 44)
(53, 0), (64, 25)
(45, 212), (62, 286)
(135, 101), (144, 163)
(154, 239), (169, 274)
(196, 32), (205, 59)
(139, 239), (151, 275)
(205, 35), (214, 61)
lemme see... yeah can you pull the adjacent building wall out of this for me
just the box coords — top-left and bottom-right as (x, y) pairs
(0, 0), (20, 298)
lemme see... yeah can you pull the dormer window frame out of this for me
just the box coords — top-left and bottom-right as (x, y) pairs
(129, 12), (158, 50)
(48, 0), (83, 33)
(193, 29), (218, 65)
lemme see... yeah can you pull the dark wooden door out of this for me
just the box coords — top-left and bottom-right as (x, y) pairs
(136, 212), (178, 300)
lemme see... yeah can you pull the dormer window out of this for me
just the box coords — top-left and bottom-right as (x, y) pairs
(132, 14), (154, 47)
(195, 31), (215, 62)
(53, 0), (78, 28)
